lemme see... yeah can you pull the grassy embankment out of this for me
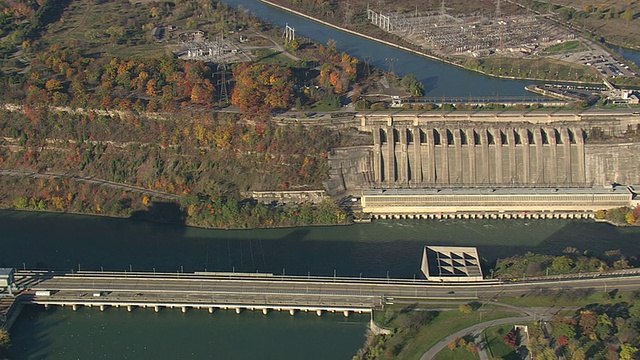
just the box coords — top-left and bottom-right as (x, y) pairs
(356, 303), (519, 360)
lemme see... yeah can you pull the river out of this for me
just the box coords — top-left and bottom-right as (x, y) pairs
(4, 210), (640, 358)
(6, 3), (640, 357)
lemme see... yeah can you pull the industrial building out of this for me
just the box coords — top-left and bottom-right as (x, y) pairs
(361, 186), (635, 217)
(421, 246), (483, 282)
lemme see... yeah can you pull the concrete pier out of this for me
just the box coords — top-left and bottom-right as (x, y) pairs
(208, 307), (214, 314)
(289, 309), (295, 316)
(235, 307), (241, 314)
(316, 310), (322, 317)
(262, 308), (268, 315)
(127, 305), (132, 312)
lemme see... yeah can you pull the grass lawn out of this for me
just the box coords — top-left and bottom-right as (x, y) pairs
(483, 324), (525, 360)
(40, 0), (167, 59)
(434, 346), (479, 360)
(374, 305), (520, 360)
(497, 290), (635, 308)
(543, 40), (588, 54)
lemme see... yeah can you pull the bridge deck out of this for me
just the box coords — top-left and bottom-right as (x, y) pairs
(13, 270), (640, 314)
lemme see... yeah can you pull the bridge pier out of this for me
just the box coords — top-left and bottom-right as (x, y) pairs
(72, 304), (78, 311)
(100, 305), (105, 312)
(262, 308), (268, 315)
(316, 310), (322, 317)
(208, 307), (214, 314)
(235, 308), (242, 315)
(182, 306), (187, 314)
(127, 305), (132, 312)
(155, 306), (160, 313)
(343, 310), (350, 317)
(289, 309), (295, 316)
(44, 304), (49, 310)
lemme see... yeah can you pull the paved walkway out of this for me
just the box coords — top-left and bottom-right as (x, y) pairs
(420, 315), (537, 360)
(420, 303), (566, 360)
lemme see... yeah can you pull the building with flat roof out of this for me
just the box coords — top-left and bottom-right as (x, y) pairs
(0, 268), (14, 289)
(421, 246), (483, 282)
(361, 186), (634, 217)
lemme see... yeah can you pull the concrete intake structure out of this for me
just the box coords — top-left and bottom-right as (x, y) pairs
(371, 125), (586, 186)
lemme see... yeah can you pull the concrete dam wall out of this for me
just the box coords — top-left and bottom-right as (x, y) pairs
(327, 113), (640, 193)
(371, 125), (586, 187)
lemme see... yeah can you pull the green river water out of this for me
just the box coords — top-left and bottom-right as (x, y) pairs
(2, 210), (640, 358)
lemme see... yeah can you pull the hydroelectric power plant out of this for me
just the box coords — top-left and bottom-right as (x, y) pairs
(327, 110), (640, 218)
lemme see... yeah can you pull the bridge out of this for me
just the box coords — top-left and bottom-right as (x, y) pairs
(9, 269), (640, 317)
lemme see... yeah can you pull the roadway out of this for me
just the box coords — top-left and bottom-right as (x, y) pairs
(16, 270), (640, 308)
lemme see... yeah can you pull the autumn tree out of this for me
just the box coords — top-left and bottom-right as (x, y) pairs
(231, 63), (294, 119)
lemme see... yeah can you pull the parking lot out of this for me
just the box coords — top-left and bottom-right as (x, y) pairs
(557, 48), (637, 78)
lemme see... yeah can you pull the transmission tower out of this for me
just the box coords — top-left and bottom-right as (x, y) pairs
(364, 56), (372, 76)
(343, 0), (354, 26)
(386, 58), (397, 75)
(217, 62), (229, 104)
(496, 0), (501, 18)
(283, 24), (295, 44)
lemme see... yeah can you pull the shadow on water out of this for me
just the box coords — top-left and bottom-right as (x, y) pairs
(478, 221), (640, 261)
(1, 210), (639, 279)
(7, 306), (62, 360)
(130, 201), (187, 226)
(421, 76), (439, 94)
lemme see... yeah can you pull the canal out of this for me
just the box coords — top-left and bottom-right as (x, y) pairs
(3, 210), (640, 358)
(221, 0), (537, 97)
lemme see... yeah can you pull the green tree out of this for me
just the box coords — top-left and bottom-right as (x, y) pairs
(0, 329), (9, 349)
(629, 300), (640, 319)
(621, 9), (635, 21)
(552, 256), (574, 273)
(572, 348), (586, 360)
(12, 196), (28, 209)
(625, 211), (636, 224)
(620, 344), (638, 360)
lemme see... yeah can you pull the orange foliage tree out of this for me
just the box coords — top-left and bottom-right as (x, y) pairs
(231, 63), (294, 119)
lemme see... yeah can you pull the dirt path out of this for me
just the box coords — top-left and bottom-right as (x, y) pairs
(0, 169), (180, 201)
